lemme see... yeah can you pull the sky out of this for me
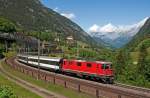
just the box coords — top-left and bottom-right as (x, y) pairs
(41, 0), (150, 32)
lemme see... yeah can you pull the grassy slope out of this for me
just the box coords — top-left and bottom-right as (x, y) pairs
(118, 38), (150, 88)
(130, 52), (139, 62)
(128, 45), (150, 87)
(0, 68), (41, 98)
(130, 47), (150, 62)
(1, 61), (93, 98)
(130, 38), (150, 62)
(148, 47), (150, 50)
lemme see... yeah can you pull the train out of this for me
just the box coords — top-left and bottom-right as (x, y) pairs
(17, 55), (114, 84)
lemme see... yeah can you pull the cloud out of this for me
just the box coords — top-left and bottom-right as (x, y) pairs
(53, 7), (76, 19)
(61, 13), (75, 19)
(54, 7), (59, 12)
(89, 24), (99, 32)
(88, 17), (148, 39)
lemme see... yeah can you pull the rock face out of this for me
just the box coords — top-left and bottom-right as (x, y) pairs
(0, 0), (98, 46)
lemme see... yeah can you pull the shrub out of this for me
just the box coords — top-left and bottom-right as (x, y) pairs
(0, 85), (17, 98)
(3, 51), (16, 58)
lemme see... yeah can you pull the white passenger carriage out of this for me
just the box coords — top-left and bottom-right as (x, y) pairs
(17, 55), (61, 71)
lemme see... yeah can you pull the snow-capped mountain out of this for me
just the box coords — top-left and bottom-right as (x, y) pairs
(88, 17), (148, 48)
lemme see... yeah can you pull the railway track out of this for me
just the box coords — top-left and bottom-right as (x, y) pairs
(5, 57), (150, 98)
(115, 82), (150, 93)
(0, 59), (67, 98)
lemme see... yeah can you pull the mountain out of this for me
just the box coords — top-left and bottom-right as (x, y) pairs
(124, 17), (150, 51)
(92, 36), (113, 49)
(0, 0), (99, 47)
(89, 18), (148, 48)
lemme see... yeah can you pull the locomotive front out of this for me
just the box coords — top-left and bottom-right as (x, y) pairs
(100, 62), (114, 84)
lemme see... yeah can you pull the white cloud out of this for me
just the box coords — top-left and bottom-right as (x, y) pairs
(61, 13), (75, 19)
(54, 7), (59, 12)
(53, 7), (76, 19)
(88, 17), (148, 40)
(89, 24), (99, 32)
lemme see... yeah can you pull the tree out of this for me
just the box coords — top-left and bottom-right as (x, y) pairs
(144, 57), (150, 81)
(0, 85), (17, 98)
(0, 17), (16, 33)
(114, 50), (128, 76)
(0, 43), (5, 58)
(137, 44), (147, 74)
(138, 43), (150, 81)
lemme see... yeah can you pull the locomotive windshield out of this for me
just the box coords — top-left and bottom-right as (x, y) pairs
(102, 64), (112, 69)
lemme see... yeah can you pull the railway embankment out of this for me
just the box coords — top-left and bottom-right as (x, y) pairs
(1, 58), (93, 98)
(3, 57), (150, 98)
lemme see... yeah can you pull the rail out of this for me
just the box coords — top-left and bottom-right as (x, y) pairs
(5, 57), (150, 98)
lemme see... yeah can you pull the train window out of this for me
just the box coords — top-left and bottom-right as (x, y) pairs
(77, 62), (81, 66)
(102, 64), (109, 69)
(40, 60), (59, 66)
(87, 63), (92, 67)
(110, 64), (112, 69)
(40, 60), (48, 64)
(105, 66), (109, 69)
(20, 57), (26, 60)
(29, 58), (38, 62)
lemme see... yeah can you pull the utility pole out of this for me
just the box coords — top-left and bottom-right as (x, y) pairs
(5, 40), (8, 53)
(76, 40), (79, 59)
(37, 32), (40, 80)
(27, 41), (29, 64)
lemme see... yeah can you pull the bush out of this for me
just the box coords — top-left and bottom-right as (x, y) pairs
(0, 85), (17, 98)
(3, 51), (16, 58)
(0, 17), (16, 33)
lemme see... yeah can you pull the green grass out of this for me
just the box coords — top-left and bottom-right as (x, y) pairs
(130, 47), (150, 62)
(123, 47), (150, 88)
(1, 61), (93, 98)
(147, 47), (150, 54)
(130, 51), (139, 62)
(0, 70), (41, 98)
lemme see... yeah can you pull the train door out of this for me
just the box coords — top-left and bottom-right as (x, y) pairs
(68, 60), (73, 71)
(96, 64), (100, 75)
(97, 64), (104, 76)
(76, 62), (82, 72)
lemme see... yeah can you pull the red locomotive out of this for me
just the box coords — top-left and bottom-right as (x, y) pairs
(18, 55), (114, 84)
(61, 59), (114, 83)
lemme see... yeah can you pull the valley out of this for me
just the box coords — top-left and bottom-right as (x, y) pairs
(0, 0), (150, 97)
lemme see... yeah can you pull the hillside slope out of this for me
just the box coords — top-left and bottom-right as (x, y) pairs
(0, 0), (100, 46)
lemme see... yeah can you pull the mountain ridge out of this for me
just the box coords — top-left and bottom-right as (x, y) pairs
(89, 17), (148, 48)
(0, 0), (101, 47)
(124, 17), (150, 50)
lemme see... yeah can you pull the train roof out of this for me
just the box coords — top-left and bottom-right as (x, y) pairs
(95, 61), (112, 64)
(18, 55), (61, 62)
(18, 55), (112, 64)
(63, 59), (112, 64)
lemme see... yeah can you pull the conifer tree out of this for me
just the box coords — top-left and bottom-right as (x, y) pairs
(114, 50), (127, 76)
(138, 44), (147, 74)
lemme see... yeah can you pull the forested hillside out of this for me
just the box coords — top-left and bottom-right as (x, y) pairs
(0, 0), (100, 46)
(113, 18), (150, 87)
(124, 18), (150, 51)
